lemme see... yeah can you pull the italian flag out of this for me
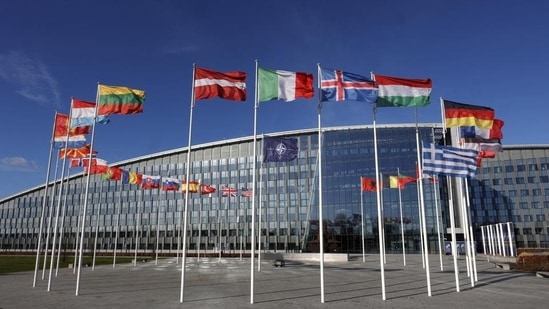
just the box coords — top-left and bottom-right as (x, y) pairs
(258, 68), (314, 102)
(374, 74), (432, 107)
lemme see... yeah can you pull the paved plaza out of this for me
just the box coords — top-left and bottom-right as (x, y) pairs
(1, 254), (547, 308)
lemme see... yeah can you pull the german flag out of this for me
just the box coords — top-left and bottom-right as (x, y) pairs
(443, 99), (494, 129)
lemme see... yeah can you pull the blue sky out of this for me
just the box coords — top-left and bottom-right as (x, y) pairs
(1, 0), (548, 199)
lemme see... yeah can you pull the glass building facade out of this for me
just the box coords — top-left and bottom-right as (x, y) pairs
(0, 124), (548, 254)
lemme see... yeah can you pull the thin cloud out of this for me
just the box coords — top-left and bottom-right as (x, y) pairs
(0, 51), (61, 107)
(0, 157), (39, 172)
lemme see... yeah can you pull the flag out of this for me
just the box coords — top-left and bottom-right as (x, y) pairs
(103, 166), (123, 181)
(422, 141), (479, 178)
(141, 175), (160, 189)
(320, 68), (377, 103)
(222, 186), (237, 197)
(380, 173), (392, 189)
(70, 98), (109, 128)
(59, 144), (97, 159)
(162, 177), (180, 191)
(361, 177), (377, 192)
(263, 135), (298, 162)
(181, 181), (199, 193)
(98, 84), (145, 115)
(374, 74), (432, 107)
(258, 68), (314, 102)
(200, 184), (217, 195)
(389, 174), (416, 189)
(194, 67), (246, 101)
(83, 158), (109, 174)
(241, 187), (253, 197)
(53, 113), (88, 149)
(460, 119), (504, 140)
(415, 163), (437, 183)
(395, 174), (416, 189)
(122, 171), (142, 185)
(443, 99), (495, 129)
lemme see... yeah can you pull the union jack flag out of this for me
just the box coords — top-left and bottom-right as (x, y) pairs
(222, 186), (237, 197)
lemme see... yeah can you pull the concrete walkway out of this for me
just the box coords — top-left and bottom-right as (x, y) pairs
(1, 254), (547, 308)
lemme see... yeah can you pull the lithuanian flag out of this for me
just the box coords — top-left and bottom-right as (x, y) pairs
(98, 84), (145, 115)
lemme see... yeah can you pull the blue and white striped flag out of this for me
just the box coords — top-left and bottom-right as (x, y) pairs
(422, 141), (479, 178)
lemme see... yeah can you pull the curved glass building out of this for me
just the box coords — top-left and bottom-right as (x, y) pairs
(1, 124), (548, 254)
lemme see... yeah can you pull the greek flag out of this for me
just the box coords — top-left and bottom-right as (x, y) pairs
(422, 141), (479, 178)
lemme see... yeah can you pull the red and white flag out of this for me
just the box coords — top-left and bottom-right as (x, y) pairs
(222, 186), (237, 197)
(194, 67), (246, 101)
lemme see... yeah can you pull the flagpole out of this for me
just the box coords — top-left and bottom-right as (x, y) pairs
(113, 183), (122, 268)
(155, 185), (161, 265)
(379, 173), (386, 265)
(180, 64), (196, 303)
(414, 107), (431, 296)
(74, 176), (85, 273)
(92, 181), (104, 270)
(317, 64), (326, 303)
(42, 153), (61, 281)
(372, 103), (386, 300)
(250, 59), (259, 304)
(258, 153), (264, 271)
(397, 169), (406, 266)
(360, 178), (365, 263)
(433, 175), (444, 271)
(197, 180), (202, 263)
(134, 188), (143, 266)
(56, 165), (72, 276)
(33, 112), (57, 288)
(440, 97), (460, 292)
(75, 84), (100, 296)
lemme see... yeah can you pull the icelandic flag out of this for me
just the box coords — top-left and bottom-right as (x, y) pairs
(320, 68), (377, 103)
(422, 141), (479, 178)
(162, 177), (180, 191)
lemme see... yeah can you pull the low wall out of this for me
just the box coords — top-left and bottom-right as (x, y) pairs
(260, 252), (348, 263)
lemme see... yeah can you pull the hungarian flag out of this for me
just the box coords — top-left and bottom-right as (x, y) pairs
(258, 68), (314, 102)
(374, 74), (432, 107)
(98, 84), (145, 115)
(194, 67), (246, 101)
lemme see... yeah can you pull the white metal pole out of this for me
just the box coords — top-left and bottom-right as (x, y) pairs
(360, 179), (365, 263)
(180, 64), (196, 303)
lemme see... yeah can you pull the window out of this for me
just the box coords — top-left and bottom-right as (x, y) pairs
(504, 178), (513, 185)
(516, 177), (525, 184)
(529, 164), (539, 171)
(524, 215), (533, 222)
(536, 214), (546, 221)
(520, 189), (529, 196)
(505, 165), (514, 173)
(517, 165), (526, 172)
(523, 228), (532, 235)
(492, 179), (501, 185)
(519, 202), (528, 209)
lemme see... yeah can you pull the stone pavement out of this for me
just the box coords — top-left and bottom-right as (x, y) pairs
(1, 254), (547, 309)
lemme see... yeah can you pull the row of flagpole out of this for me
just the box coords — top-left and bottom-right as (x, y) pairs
(32, 61), (501, 304)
